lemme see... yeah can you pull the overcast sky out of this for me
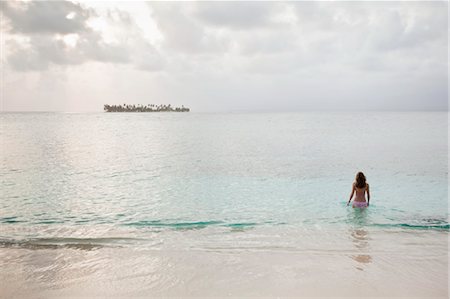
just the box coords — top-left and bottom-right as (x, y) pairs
(0, 1), (448, 112)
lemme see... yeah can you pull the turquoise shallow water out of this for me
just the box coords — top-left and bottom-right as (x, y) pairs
(0, 112), (448, 297)
(1, 112), (448, 237)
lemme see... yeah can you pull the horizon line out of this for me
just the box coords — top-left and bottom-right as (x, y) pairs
(0, 109), (448, 114)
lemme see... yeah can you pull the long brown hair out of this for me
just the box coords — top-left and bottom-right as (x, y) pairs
(355, 172), (366, 188)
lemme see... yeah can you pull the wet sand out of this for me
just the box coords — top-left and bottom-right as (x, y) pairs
(0, 228), (447, 298)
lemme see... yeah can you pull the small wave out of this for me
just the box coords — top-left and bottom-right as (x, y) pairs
(126, 220), (223, 229)
(397, 223), (450, 230)
(1, 219), (25, 224)
(125, 220), (265, 230)
(224, 222), (257, 228)
(0, 216), (25, 224)
(34, 220), (66, 225)
(372, 223), (449, 230)
(0, 237), (140, 250)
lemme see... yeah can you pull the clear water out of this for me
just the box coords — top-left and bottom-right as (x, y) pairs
(0, 112), (448, 296)
(1, 112), (448, 231)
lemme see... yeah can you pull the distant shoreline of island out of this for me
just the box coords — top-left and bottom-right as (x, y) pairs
(104, 104), (190, 112)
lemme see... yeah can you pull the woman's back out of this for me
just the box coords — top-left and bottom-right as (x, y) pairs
(354, 183), (368, 202)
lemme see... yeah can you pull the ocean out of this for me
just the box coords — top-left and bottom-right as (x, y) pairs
(0, 111), (448, 297)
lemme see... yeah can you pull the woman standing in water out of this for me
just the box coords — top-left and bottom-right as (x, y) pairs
(347, 172), (370, 208)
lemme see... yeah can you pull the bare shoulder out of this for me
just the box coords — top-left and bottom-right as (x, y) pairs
(366, 183), (370, 189)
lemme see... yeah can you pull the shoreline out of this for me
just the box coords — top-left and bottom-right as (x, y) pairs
(1, 228), (447, 298)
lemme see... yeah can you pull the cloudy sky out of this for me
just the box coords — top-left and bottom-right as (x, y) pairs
(1, 1), (448, 112)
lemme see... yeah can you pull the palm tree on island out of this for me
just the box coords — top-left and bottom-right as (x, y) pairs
(103, 104), (190, 112)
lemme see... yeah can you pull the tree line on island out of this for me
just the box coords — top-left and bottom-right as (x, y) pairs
(104, 104), (190, 112)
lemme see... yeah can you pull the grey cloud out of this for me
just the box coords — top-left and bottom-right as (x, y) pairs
(6, 30), (131, 71)
(368, 4), (447, 52)
(149, 2), (230, 54)
(78, 31), (130, 64)
(148, 2), (295, 55)
(131, 38), (165, 71)
(2, 1), (163, 72)
(193, 2), (283, 29)
(6, 37), (82, 71)
(233, 30), (298, 56)
(289, 2), (447, 54)
(145, 1), (447, 80)
(1, 1), (93, 34)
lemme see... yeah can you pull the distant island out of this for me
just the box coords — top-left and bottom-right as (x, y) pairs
(104, 104), (190, 112)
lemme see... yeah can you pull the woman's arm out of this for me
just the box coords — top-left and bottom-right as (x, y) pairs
(347, 183), (355, 206)
(366, 184), (370, 206)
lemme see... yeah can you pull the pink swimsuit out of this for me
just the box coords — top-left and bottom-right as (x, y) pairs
(352, 201), (368, 208)
(352, 185), (368, 208)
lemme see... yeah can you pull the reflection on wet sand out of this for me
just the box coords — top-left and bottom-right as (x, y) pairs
(349, 209), (372, 270)
(350, 228), (372, 269)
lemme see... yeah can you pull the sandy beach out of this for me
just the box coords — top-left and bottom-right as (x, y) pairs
(1, 226), (447, 298)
